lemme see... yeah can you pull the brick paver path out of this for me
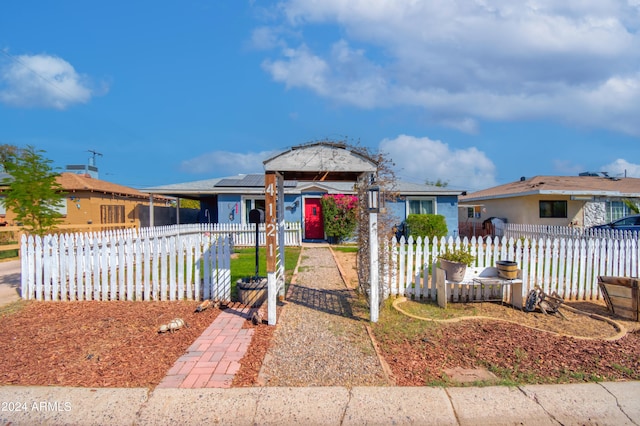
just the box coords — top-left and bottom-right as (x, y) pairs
(157, 305), (253, 389)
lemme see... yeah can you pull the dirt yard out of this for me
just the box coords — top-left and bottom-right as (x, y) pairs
(0, 301), (223, 388)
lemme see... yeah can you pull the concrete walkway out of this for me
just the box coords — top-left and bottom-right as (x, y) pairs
(0, 259), (20, 307)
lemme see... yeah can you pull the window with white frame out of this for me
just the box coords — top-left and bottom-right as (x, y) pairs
(243, 198), (265, 223)
(407, 197), (436, 215)
(606, 200), (638, 222)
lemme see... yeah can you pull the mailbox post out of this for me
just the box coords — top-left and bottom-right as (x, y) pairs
(248, 208), (265, 277)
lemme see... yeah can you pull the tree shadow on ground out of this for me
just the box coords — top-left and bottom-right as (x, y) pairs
(286, 284), (368, 320)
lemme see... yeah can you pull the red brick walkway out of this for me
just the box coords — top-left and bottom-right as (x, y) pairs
(157, 305), (254, 389)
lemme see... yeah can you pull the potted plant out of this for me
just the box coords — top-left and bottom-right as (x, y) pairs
(438, 248), (476, 282)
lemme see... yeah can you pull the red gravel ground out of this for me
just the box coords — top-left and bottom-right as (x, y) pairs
(0, 301), (222, 388)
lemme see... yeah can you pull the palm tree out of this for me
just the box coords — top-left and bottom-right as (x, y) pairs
(624, 199), (639, 214)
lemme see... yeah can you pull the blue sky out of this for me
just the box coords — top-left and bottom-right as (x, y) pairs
(1, 1), (639, 192)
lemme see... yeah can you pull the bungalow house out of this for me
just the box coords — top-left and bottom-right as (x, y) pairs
(459, 174), (640, 234)
(143, 142), (465, 239)
(0, 172), (176, 229)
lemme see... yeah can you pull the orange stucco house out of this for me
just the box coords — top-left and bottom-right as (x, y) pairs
(1, 172), (173, 231)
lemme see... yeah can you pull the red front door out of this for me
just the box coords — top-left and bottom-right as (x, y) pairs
(304, 198), (324, 239)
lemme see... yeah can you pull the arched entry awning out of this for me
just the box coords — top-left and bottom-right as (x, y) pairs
(262, 141), (378, 325)
(264, 142), (378, 181)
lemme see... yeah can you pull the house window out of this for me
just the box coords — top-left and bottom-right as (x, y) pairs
(407, 198), (435, 215)
(539, 200), (567, 218)
(466, 206), (482, 219)
(606, 201), (635, 222)
(244, 198), (265, 223)
(100, 205), (125, 224)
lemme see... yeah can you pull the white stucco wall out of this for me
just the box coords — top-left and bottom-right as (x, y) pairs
(463, 195), (586, 226)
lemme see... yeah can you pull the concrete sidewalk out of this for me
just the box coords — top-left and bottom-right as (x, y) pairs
(1, 381), (639, 425)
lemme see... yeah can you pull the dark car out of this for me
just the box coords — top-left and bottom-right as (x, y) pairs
(591, 214), (640, 232)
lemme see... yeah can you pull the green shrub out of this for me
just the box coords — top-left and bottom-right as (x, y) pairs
(321, 194), (358, 242)
(405, 214), (448, 239)
(0, 249), (18, 260)
(438, 248), (475, 266)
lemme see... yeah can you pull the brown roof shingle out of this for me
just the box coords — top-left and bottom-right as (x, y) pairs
(57, 173), (150, 199)
(461, 175), (640, 202)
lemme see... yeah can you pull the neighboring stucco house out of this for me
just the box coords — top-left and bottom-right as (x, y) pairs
(459, 174), (640, 230)
(0, 172), (176, 229)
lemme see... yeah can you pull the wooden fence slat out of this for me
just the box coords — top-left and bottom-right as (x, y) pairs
(67, 235), (75, 301)
(43, 236), (51, 301)
(117, 237), (125, 300)
(405, 236), (414, 298)
(168, 237), (176, 301)
(194, 235), (202, 300)
(203, 233), (211, 300)
(109, 236), (117, 300)
(185, 236), (193, 300)
(126, 236), (134, 301)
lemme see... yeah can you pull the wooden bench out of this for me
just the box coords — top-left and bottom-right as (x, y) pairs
(433, 264), (523, 309)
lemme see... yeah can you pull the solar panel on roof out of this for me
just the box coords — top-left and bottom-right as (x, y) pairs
(215, 174), (297, 187)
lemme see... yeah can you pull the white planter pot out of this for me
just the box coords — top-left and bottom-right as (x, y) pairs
(440, 259), (467, 282)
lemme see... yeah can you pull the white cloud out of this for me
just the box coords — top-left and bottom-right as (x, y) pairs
(250, 26), (287, 50)
(0, 53), (100, 109)
(379, 134), (497, 190)
(259, 1), (640, 134)
(262, 40), (392, 109)
(179, 150), (277, 176)
(262, 44), (330, 95)
(600, 158), (640, 178)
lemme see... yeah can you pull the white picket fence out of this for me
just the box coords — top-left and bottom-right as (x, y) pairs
(21, 231), (232, 302)
(503, 223), (639, 241)
(383, 235), (640, 302)
(138, 222), (303, 246)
